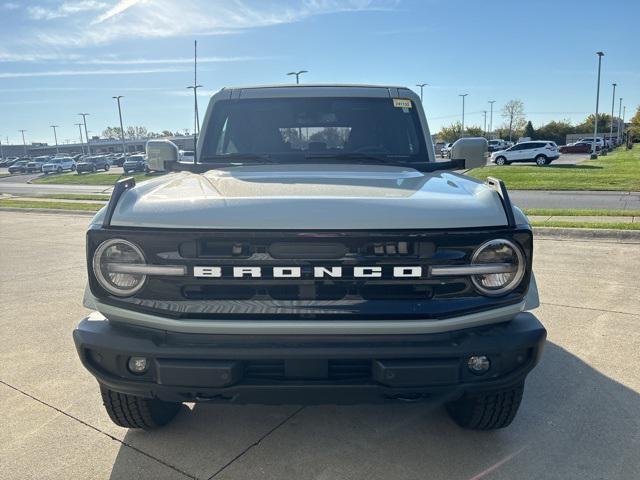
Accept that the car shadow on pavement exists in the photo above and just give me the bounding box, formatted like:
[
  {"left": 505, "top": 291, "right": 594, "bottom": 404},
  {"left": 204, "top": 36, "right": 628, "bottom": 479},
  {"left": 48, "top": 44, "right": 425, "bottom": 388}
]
[{"left": 107, "top": 342, "right": 640, "bottom": 480}]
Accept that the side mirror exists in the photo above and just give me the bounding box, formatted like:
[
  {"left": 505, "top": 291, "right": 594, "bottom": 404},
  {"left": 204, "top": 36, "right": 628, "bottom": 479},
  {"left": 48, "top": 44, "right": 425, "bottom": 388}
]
[
  {"left": 450, "top": 137, "right": 488, "bottom": 170},
  {"left": 146, "top": 139, "right": 179, "bottom": 172}
]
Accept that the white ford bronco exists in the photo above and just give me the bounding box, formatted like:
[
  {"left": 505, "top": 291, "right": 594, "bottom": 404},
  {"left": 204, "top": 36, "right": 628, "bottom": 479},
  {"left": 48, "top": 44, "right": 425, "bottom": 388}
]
[{"left": 74, "top": 84, "right": 545, "bottom": 430}]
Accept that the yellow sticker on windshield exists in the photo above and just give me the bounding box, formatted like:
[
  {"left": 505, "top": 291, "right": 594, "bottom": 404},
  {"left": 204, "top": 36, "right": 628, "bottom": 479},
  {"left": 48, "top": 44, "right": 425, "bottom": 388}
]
[{"left": 393, "top": 98, "right": 412, "bottom": 108}]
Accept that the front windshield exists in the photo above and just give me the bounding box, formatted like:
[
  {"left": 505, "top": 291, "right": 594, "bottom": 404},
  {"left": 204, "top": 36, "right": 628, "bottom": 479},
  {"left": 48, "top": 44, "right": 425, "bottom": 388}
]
[{"left": 200, "top": 97, "right": 427, "bottom": 163}]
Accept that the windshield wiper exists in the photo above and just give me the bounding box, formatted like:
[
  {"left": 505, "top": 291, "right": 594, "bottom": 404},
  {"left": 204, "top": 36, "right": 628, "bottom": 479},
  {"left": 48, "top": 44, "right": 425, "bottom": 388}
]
[
  {"left": 199, "top": 153, "right": 275, "bottom": 164},
  {"left": 304, "top": 152, "right": 411, "bottom": 166}
]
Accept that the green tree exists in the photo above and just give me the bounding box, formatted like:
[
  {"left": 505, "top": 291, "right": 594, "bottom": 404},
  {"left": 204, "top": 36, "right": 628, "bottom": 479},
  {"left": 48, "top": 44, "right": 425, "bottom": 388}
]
[
  {"left": 523, "top": 121, "right": 535, "bottom": 139},
  {"left": 535, "top": 120, "right": 576, "bottom": 145},
  {"left": 438, "top": 122, "right": 463, "bottom": 142},
  {"left": 627, "top": 106, "right": 640, "bottom": 140},
  {"left": 575, "top": 113, "right": 612, "bottom": 134},
  {"left": 465, "top": 125, "right": 484, "bottom": 137},
  {"left": 501, "top": 100, "right": 526, "bottom": 141}
]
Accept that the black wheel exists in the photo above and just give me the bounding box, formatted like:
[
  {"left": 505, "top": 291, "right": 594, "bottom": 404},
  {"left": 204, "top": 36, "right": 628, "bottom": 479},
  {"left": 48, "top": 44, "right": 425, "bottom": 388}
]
[
  {"left": 104, "top": 164, "right": 110, "bottom": 171},
  {"left": 535, "top": 155, "right": 548, "bottom": 166},
  {"left": 57, "top": 167, "right": 62, "bottom": 174},
  {"left": 494, "top": 156, "right": 507, "bottom": 166},
  {"left": 446, "top": 381, "right": 524, "bottom": 430},
  {"left": 100, "top": 385, "right": 181, "bottom": 430}
]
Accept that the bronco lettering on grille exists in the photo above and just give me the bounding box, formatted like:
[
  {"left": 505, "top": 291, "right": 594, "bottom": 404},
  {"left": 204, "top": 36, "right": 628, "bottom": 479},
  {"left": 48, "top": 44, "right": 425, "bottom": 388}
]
[{"left": 193, "top": 266, "right": 423, "bottom": 279}]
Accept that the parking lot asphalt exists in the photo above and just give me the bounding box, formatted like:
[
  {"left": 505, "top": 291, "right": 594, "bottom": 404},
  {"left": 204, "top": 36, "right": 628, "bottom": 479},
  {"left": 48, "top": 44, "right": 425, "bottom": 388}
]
[{"left": 1, "top": 211, "right": 639, "bottom": 479}]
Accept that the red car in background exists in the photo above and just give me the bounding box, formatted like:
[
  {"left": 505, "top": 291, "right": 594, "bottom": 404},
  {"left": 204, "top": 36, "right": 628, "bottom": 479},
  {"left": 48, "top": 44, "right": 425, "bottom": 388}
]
[{"left": 559, "top": 142, "right": 598, "bottom": 153}]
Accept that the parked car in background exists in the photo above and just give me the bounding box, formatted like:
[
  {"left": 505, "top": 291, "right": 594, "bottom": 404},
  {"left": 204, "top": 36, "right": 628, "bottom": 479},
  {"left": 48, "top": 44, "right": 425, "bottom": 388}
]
[
  {"left": 42, "top": 157, "right": 76, "bottom": 174},
  {"left": 490, "top": 140, "right": 560, "bottom": 166},
  {"left": 111, "top": 154, "right": 128, "bottom": 166},
  {"left": 559, "top": 142, "right": 594, "bottom": 153},
  {"left": 440, "top": 143, "right": 453, "bottom": 157},
  {"left": 577, "top": 137, "right": 604, "bottom": 150},
  {"left": 76, "top": 156, "right": 111, "bottom": 174},
  {"left": 8, "top": 159, "right": 30, "bottom": 173},
  {"left": 179, "top": 150, "right": 195, "bottom": 163},
  {"left": 488, "top": 139, "right": 508, "bottom": 152},
  {"left": 123, "top": 154, "right": 148, "bottom": 173},
  {"left": 26, "top": 156, "right": 50, "bottom": 173}
]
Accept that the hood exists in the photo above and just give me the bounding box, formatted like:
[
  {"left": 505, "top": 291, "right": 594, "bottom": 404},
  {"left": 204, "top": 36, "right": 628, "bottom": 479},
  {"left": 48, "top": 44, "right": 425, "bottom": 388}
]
[{"left": 100, "top": 164, "right": 510, "bottom": 230}]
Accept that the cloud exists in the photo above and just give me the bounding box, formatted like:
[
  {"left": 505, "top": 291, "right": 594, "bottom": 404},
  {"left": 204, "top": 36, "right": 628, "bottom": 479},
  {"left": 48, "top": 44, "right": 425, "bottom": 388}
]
[
  {"left": 0, "top": 66, "right": 189, "bottom": 79},
  {"left": 27, "top": 1, "right": 108, "bottom": 20},
  {"left": 28, "top": 0, "right": 396, "bottom": 46},
  {"left": 84, "top": 55, "right": 275, "bottom": 65},
  {"left": 2, "top": 2, "right": 20, "bottom": 9}
]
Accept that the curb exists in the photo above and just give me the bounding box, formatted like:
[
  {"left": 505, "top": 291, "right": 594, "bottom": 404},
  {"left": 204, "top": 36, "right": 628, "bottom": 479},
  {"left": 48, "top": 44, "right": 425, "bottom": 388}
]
[
  {"left": 0, "top": 207, "right": 96, "bottom": 216},
  {"left": 534, "top": 226, "right": 640, "bottom": 243}
]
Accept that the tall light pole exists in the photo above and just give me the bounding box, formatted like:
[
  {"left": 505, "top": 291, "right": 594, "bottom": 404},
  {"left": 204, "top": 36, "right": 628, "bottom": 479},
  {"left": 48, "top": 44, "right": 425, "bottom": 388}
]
[
  {"left": 287, "top": 70, "right": 308, "bottom": 84},
  {"left": 186, "top": 40, "right": 202, "bottom": 137},
  {"left": 591, "top": 51, "right": 604, "bottom": 159},
  {"left": 459, "top": 94, "right": 468, "bottom": 137},
  {"left": 622, "top": 105, "right": 626, "bottom": 146},
  {"left": 488, "top": 100, "right": 496, "bottom": 139},
  {"left": 617, "top": 97, "right": 623, "bottom": 145},
  {"left": 19, "top": 129, "right": 27, "bottom": 156},
  {"left": 75, "top": 123, "right": 85, "bottom": 155},
  {"left": 482, "top": 111, "right": 487, "bottom": 137},
  {"left": 112, "top": 96, "right": 127, "bottom": 154},
  {"left": 416, "top": 83, "right": 429, "bottom": 103},
  {"left": 50, "top": 125, "right": 60, "bottom": 154},
  {"left": 78, "top": 113, "right": 91, "bottom": 155},
  {"left": 608, "top": 83, "right": 616, "bottom": 151},
  {"left": 0, "top": 136, "right": 4, "bottom": 160}
]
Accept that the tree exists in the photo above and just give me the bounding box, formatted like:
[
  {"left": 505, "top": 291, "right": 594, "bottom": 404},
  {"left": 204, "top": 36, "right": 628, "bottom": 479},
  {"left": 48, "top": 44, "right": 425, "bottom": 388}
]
[
  {"left": 501, "top": 100, "right": 526, "bottom": 142},
  {"left": 575, "top": 113, "right": 612, "bottom": 134},
  {"left": 629, "top": 106, "right": 640, "bottom": 141},
  {"left": 102, "top": 126, "right": 123, "bottom": 139},
  {"left": 438, "top": 122, "right": 463, "bottom": 142},
  {"left": 465, "top": 126, "right": 484, "bottom": 137},
  {"left": 523, "top": 121, "right": 535, "bottom": 139},
  {"left": 535, "top": 120, "right": 576, "bottom": 145}
]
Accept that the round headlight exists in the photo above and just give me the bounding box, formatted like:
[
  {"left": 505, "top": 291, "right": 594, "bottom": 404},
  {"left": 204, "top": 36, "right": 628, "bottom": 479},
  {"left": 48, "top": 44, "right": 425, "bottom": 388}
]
[
  {"left": 471, "top": 239, "right": 525, "bottom": 296},
  {"left": 93, "top": 239, "right": 146, "bottom": 296}
]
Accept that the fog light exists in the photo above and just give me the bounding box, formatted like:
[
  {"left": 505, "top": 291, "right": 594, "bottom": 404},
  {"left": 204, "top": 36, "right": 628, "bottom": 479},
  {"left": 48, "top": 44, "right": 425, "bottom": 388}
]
[
  {"left": 467, "top": 355, "right": 491, "bottom": 374},
  {"left": 128, "top": 356, "right": 149, "bottom": 374}
]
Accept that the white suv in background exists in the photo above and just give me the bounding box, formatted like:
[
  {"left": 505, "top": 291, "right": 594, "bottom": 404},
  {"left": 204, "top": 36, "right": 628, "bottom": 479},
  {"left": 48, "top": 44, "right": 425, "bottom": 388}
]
[
  {"left": 42, "top": 157, "right": 76, "bottom": 174},
  {"left": 490, "top": 140, "right": 560, "bottom": 166}
]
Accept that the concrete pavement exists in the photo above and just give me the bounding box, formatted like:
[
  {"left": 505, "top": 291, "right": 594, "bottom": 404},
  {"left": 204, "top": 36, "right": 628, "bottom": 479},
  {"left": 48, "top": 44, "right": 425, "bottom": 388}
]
[
  {"left": 1, "top": 211, "right": 639, "bottom": 479},
  {"left": 510, "top": 190, "right": 640, "bottom": 210}
]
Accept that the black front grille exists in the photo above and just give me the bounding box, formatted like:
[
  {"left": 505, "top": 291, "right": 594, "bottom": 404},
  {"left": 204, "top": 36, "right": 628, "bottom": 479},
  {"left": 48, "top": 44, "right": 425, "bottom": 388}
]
[
  {"left": 244, "top": 360, "right": 372, "bottom": 381},
  {"left": 87, "top": 226, "right": 533, "bottom": 319}
]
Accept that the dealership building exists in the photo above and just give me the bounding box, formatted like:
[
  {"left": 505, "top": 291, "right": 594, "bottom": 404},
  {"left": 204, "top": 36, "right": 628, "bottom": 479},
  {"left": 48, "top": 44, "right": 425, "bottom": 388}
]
[{"left": 1, "top": 135, "right": 196, "bottom": 158}]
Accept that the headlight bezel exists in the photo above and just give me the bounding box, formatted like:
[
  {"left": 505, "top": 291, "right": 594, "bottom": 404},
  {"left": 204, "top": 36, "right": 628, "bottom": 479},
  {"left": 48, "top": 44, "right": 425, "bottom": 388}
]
[
  {"left": 470, "top": 238, "right": 526, "bottom": 296},
  {"left": 92, "top": 238, "right": 147, "bottom": 297}
]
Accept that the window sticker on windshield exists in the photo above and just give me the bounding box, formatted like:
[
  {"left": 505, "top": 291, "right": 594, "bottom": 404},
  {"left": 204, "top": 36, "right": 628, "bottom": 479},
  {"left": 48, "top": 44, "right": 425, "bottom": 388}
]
[{"left": 393, "top": 98, "right": 412, "bottom": 109}]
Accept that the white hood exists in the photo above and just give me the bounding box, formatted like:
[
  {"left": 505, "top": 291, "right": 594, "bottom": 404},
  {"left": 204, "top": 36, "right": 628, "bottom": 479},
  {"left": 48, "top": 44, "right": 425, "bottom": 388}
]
[{"left": 96, "top": 164, "right": 510, "bottom": 230}]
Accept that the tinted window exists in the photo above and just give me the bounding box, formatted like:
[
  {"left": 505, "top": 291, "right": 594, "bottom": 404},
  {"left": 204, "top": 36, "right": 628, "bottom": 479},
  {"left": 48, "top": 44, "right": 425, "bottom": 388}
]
[{"left": 201, "top": 97, "right": 427, "bottom": 163}]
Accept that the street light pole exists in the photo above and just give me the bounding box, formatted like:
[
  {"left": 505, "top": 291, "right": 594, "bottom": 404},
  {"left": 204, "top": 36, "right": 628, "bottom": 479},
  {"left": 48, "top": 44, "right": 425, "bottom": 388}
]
[
  {"left": 75, "top": 123, "right": 85, "bottom": 155},
  {"left": 287, "top": 70, "right": 308, "bottom": 84},
  {"left": 19, "top": 129, "right": 27, "bottom": 156},
  {"left": 591, "top": 51, "right": 604, "bottom": 159},
  {"left": 416, "top": 83, "right": 429, "bottom": 103},
  {"left": 459, "top": 94, "right": 468, "bottom": 137},
  {"left": 488, "top": 100, "right": 496, "bottom": 139},
  {"left": 617, "top": 97, "right": 623, "bottom": 145},
  {"left": 50, "top": 125, "right": 60, "bottom": 154},
  {"left": 186, "top": 85, "right": 203, "bottom": 135},
  {"left": 0, "top": 136, "right": 4, "bottom": 160},
  {"left": 78, "top": 113, "right": 91, "bottom": 155},
  {"left": 482, "top": 110, "right": 487, "bottom": 137},
  {"left": 608, "top": 83, "right": 616, "bottom": 151},
  {"left": 112, "top": 96, "right": 127, "bottom": 154}
]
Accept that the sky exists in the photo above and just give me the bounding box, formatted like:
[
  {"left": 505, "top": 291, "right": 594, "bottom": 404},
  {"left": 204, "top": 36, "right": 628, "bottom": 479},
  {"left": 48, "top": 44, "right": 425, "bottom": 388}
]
[{"left": 0, "top": 0, "right": 638, "bottom": 145}]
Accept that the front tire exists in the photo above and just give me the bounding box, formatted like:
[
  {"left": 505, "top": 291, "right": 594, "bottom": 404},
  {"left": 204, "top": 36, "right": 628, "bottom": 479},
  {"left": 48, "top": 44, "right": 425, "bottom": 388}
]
[
  {"left": 446, "top": 381, "right": 524, "bottom": 430},
  {"left": 494, "top": 156, "right": 507, "bottom": 166},
  {"left": 100, "top": 385, "right": 181, "bottom": 430},
  {"left": 535, "top": 155, "right": 548, "bottom": 166},
  {"left": 104, "top": 164, "right": 110, "bottom": 171}
]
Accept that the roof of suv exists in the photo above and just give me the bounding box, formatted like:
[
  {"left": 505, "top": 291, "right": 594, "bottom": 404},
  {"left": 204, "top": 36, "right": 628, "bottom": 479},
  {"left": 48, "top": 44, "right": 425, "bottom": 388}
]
[{"left": 219, "top": 84, "right": 418, "bottom": 99}]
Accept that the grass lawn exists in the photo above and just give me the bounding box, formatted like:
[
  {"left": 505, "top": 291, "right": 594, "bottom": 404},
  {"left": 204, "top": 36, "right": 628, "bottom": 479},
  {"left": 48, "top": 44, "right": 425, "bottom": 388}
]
[
  {"left": 467, "top": 144, "right": 640, "bottom": 191},
  {"left": 32, "top": 172, "right": 151, "bottom": 185},
  {"left": 0, "top": 199, "right": 102, "bottom": 211},
  {"left": 531, "top": 220, "right": 640, "bottom": 230},
  {"left": 38, "top": 193, "right": 110, "bottom": 201},
  {"left": 523, "top": 208, "right": 640, "bottom": 217}
]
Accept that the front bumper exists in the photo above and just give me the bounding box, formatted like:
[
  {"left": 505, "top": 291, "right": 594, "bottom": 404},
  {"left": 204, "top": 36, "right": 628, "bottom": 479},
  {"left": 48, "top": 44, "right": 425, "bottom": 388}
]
[{"left": 73, "top": 312, "right": 546, "bottom": 404}]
